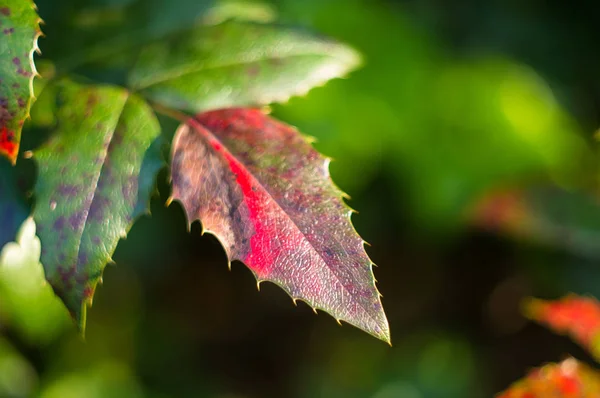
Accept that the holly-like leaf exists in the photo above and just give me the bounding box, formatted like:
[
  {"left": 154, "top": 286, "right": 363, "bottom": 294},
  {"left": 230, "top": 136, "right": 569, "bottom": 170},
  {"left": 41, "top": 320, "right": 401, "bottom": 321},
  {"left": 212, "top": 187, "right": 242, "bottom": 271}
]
[
  {"left": 170, "top": 108, "right": 389, "bottom": 342},
  {"left": 524, "top": 295, "right": 600, "bottom": 362},
  {"left": 129, "top": 21, "right": 360, "bottom": 113},
  {"left": 0, "top": 0, "right": 41, "bottom": 164},
  {"left": 33, "top": 80, "right": 161, "bottom": 329},
  {"left": 497, "top": 358, "right": 600, "bottom": 397}
]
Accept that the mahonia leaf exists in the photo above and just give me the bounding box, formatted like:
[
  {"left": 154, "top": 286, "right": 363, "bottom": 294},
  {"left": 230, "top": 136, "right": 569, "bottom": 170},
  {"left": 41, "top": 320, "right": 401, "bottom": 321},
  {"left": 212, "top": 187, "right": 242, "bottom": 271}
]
[
  {"left": 497, "top": 358, "right": 600, "bottom": 397},
  {"left": 129, "top": 21, "right": 360, "bottom": 113},
  {"left": 0, "top": 0, "right": 41, "bottom": 164},
  {"left": 524, "top": 295, "right": 600, "bottom": 362},
  {"left": 170, "top": 108, "right": 390, "bottom": 342},
  {"left": 33, "top": 80, "right": 161, "bottom": 330}
]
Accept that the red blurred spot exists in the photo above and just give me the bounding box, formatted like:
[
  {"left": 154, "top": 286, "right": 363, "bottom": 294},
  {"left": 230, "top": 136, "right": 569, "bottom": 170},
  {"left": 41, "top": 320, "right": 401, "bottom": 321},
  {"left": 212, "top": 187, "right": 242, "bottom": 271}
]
[
  {"left": 528, "top": 296, "right": 600, "bottom": 351},
  {"left": 0, "top": 126, "right": 17, "bottom": 161},
  {"left": 558, "top": 373, "right": 579, "bottom": 395}
]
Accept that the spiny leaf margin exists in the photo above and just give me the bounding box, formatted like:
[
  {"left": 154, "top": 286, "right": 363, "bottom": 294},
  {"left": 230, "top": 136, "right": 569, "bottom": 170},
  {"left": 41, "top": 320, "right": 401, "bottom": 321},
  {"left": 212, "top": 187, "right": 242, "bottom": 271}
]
[
  {"left": 0, "top": 0, "right": 42, "bottom": 164},
  {"left": 33, "top": 80, "right": 162, "bottom": 331},
  {"left": 170, "top": 108, "right": 390, "bottom": 343}
]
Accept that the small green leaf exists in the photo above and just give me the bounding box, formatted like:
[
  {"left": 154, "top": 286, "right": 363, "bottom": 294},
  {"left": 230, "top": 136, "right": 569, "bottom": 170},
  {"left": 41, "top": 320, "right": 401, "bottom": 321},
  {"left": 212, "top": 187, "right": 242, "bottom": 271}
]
[
  {"left": 129, "top": 21, "right": 361, "bottom": 112},
  {"left": 33, "top": 80, "right": 162, "bottom": 330},
  {"left": 0, "top": 0, "right": 41, "bottom": 163}
]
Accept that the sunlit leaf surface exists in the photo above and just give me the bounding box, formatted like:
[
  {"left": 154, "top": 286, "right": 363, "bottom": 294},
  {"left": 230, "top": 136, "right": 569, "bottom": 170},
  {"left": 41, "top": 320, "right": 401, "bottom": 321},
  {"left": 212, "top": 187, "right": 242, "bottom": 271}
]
[
  {"left": 171, "top": 108, "right": 389, "bottom": 342},
  {"left": 129, "top": 21, "right": 360, "bottom": 112},
  {"left": 33, "top": 80, "right": 161, "bottom": 329}
]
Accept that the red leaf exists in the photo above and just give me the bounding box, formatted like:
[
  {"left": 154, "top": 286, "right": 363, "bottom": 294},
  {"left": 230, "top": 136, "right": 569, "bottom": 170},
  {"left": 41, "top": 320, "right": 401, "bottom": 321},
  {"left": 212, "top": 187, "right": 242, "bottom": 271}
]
[
  {"left": 170, "top": 108, "right": 390, "bottom": 342},
  {"left": 497, "top": 358, "right": 600, "bottom": 397},
  {"left": 524, "top": 295, "right": 600, "bottom": 362}
]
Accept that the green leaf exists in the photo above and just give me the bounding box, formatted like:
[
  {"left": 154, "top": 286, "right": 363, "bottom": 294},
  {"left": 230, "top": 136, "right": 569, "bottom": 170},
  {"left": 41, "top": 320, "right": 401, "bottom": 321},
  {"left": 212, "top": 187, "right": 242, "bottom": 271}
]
[
  {"left": 0, "top": 0, "right": 41, "bottom": 164},
  {"left": 0, "top": 335, "right": 38, "bottom": 397},
  {"left": 33, "top": 80, "right": 162, "bottom": 330},
  {"left": 0, "top": 218, "right": 70, "bottom": 344},
  {"left": 35, "top": 0, "right": 214, "bottom": 71},
  {"left": 129, "top": 21, "right": 361, "bottom": 113}
]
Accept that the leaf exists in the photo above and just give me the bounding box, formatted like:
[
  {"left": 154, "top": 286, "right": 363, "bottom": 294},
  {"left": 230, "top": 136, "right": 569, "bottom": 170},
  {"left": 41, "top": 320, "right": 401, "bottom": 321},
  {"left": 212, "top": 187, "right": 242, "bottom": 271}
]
[
  {"left": 496, "top": 358, "right": 600, "bottom": 397},
  {"left": 33, "top": 80, "right": 162, "bottom": 329},
  {"left": 0, "top": 157, "right": 27, "bottom": 249},
  {"left": 0, "top": 218, "right": 70, "bottom": 343},
  {"left": 170, "top": 108, "right": 390, "bottom": 342},
  {"left": 523, "top": 295, "right": 600, "bottom": 362},
  {"left": 0, "top": 336, "right": 37, "bottom": 396},
  {"left": 129, "top": 21, "right": 361, "bottom": 113},
  {"left": 471, "top": 186, "right": 600, "bottom": 260},
  {"left": 0, "top": 0, "right": 41, "bottom": 164},
  {"left": 35, "top": 0, "right": 214, "bottom": 70}
]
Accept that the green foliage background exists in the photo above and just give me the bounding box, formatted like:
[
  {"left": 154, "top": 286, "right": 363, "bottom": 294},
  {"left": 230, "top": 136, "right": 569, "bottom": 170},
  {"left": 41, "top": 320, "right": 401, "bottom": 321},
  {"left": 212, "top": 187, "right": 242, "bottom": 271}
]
[{"left": 2, "top": 0, "right": 600, "bottom": 396}]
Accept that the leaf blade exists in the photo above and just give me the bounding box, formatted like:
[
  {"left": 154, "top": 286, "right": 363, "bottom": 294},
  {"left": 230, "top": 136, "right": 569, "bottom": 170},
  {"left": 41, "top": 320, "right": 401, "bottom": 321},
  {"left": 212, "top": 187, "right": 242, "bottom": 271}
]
[
  {"left": 171, "top": 108, "right": 389, "bottom": 342},
  {"left": 33, "top": 80, "right": 162, "bottom": 328},
  {"left": 129, "top": 21, "right": 361, "bottom": 112},
  {"left": 496, "top": 358, "right": 600, "bottom": 398},
  {"left": 524, "top": 295, "right": 600, "bottom": 362},
  {"left": 0, "top": 0, "right": 41, "bottom": 164}
]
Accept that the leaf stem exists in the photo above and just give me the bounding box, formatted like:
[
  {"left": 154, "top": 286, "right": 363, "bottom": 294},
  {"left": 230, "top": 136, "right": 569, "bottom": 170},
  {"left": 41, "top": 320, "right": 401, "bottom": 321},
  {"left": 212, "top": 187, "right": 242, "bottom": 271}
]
[{"left": 151, "top": 102, "right": 191, "bottom": 123}]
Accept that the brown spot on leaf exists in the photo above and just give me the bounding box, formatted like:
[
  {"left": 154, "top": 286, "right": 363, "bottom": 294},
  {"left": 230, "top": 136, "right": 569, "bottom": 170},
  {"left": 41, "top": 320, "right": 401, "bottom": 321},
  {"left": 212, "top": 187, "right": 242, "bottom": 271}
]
[
  {"left": 0, "top": 7, "right": 10, "bottom": 16},
  {"left": 17, "top": 68, "right": 32, "bottom": 78},
  {"left": 69, "top": 213, "right": 84, "bottom": 230},
  {"left": 89, "top": 196, "right": 111, "bottom": 221},
  {"left": 248, "top": 65, "right": 260, "bottom": 77},
  {"left": 269, "top": 58, "right": 285, "bottom": 66},
  {"left": 53, "top": 216, "right": 66, "bottom": 231},
  {"left": 57, "top": 184, "right": 78, "bottom": 196}
]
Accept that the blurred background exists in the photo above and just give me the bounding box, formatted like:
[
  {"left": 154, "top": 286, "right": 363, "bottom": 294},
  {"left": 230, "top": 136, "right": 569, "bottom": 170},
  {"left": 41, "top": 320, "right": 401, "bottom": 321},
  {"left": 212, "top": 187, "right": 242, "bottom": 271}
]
[{"left": 2, "top": 0, "right": 600, "bottom": 396}]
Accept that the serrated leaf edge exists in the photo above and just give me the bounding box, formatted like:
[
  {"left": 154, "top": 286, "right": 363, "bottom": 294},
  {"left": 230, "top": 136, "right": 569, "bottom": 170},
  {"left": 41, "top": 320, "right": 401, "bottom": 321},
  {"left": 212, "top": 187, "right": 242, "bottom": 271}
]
[
  {"left": 167, "top": 111, "right": 390, "bottom": 344},
  {"left": 3, "top": 1, "right": 43, "bottom": 164},
  {"left": 33, "top": 88, "right": 165, "bottom": 334}
]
